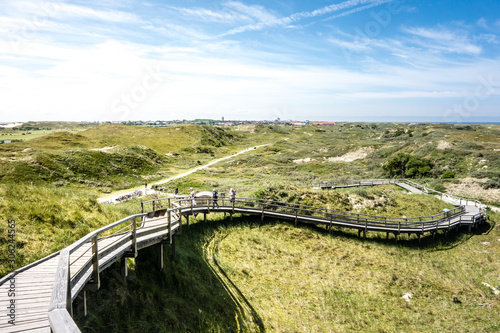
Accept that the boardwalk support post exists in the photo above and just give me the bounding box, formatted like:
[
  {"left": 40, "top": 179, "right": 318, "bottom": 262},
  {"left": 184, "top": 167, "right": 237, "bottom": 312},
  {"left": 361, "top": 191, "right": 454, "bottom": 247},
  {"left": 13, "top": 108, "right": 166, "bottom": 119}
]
[
  {"left": 157, "top": 243, "right": 164, "bottom": 270},
  {"left": 171, "top": 233, "right": 176, "bottom": 258},
  {"left": 186, "top": 214, "right": 190, "bottom": 227},
  {"left": 77, "top": 290, "right": 87, "bottom": 317},
  {"left": 121, "top": 257, "right": 128, "bottom": 280}
]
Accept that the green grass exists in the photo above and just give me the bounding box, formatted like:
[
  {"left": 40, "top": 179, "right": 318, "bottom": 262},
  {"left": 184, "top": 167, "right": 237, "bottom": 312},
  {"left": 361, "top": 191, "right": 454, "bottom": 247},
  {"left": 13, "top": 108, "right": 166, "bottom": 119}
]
[
  {"left": 0, "top": 184, "right": 139, "bottom": 277},
  {"left": 75, "top": 211, "right": 500, "bottom": 332},
  {"left": 2, "top": 122, "right": 500, "bottom": 332}
]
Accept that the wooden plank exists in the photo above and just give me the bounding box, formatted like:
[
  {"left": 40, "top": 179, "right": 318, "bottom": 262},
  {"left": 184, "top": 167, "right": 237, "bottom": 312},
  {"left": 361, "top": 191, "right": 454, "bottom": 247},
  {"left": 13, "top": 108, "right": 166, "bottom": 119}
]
[{"left": 1, "top": 319, "right": 50, "bottom": 333}]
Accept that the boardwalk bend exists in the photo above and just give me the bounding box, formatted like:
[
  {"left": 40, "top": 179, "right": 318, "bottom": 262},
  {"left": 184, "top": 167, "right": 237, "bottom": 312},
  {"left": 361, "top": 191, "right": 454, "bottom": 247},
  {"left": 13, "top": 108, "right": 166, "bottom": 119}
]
[{"left": 0, "top": 179, "right": 487, "bottom": 332}]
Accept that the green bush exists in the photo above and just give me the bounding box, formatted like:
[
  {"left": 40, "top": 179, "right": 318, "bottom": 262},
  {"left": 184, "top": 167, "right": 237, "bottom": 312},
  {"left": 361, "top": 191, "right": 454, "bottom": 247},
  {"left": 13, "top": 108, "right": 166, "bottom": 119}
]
[
  {"left": 482, "top": 177, "right": 500, "bottom": 189},
  {"left": 382, "top": 153, "right": 433, "bottom": 178},
  {"left": 442, "top": 170, "right": 456, "bottom": 179}
]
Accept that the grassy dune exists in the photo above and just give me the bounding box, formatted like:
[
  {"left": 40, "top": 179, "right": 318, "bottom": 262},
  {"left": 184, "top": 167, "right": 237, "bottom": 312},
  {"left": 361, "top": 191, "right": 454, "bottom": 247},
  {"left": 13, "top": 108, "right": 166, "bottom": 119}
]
[
  {"left": 75, "top": 211, "right": 499, "bottom": 332},
  {"left": 1, "top": 122, "right": 499, "bottom": 332}
]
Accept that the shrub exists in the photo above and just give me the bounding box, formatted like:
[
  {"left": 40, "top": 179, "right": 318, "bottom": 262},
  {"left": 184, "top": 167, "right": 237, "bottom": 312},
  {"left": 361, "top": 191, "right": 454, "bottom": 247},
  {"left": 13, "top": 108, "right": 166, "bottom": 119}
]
[
  {"left": 482, "top": 177, "right": 500, "bottom": 189},
  {"left": 442, "top": 170, "right": 456, "bottom": 179},
  {"left": 434, "top": 184, "right": 446, "bottom": 192},
  {"left": 383, "top": 153, "right": 433, "bottom": 178}
]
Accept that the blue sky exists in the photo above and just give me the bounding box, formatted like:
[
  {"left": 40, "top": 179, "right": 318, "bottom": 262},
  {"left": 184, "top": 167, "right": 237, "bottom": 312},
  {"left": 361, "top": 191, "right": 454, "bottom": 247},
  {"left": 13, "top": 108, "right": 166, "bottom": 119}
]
[{"left": 0, "top": 0, "right": 499, "bottom": 122}]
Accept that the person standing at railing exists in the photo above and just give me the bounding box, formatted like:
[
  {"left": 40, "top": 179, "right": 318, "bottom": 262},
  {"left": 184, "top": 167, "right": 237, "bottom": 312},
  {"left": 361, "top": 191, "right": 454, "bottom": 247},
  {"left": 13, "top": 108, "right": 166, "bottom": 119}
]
[
  {"left": 229, "top": 188, "right": 236, "bottom": 203},
  {"left": 212, "top": 189, "right": 219, "bottom": 208}
]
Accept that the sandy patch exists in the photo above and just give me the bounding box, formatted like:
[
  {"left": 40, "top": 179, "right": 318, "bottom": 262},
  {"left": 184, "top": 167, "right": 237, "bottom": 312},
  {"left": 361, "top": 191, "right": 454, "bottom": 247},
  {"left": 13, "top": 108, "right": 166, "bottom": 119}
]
[
  {"left": 437, "top": 141, "right": 452, "bottom": 149},
  {"left": 293, "top": 157, "right": 318, "bottom": 164},
  {"left": 236, "top": 124, "right": 256, "bottom": 133},
  {"left": 293, "top": 147, "right": 374, "bottom": 164},
  {"left": 0, "top": 122, "right": 23, "bottom": 128},
  {"left": 91, "top": 145, "right": 117, "bottom": 152},
  {"left": 445, "top": 177, "right": 500, "bottom": 205},
  {"left": 326, "top": 147, "right": 374, "bottom": 162}
]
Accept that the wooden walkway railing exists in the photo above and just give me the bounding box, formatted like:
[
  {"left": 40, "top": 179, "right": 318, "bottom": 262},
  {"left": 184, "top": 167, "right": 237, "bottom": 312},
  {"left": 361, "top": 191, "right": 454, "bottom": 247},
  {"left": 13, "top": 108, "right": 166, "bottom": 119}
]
[
  {"left": 311, "top": 178, "right": 483, "bottom": 209},
  {"left": 0, "top": 179, "right": 488, "bottom": 332}
]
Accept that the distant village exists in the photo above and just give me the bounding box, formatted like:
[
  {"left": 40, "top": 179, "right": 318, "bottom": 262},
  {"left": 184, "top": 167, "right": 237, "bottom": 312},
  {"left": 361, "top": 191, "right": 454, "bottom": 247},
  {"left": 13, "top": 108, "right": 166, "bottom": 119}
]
[
  {"left": 101, "top": 119, "right": 336, "bottom": 127},
  {"left": 0, "top": 119, "right": 336, "bottom": 144}
]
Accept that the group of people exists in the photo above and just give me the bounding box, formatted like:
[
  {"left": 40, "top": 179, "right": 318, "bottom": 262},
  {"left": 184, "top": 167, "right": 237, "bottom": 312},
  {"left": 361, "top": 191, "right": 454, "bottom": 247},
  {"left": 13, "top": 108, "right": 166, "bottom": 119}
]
[{"left": 188, "top": 187, "right": 236, "bottom": 208}]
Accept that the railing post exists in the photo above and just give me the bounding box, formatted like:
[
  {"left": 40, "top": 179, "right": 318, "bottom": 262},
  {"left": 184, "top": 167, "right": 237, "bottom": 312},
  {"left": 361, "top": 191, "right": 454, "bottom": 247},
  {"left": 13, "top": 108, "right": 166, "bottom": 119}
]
[
  {"left": 168, "top": 198, "right": 171, "bottom": 208},
  {"left": 295, "top": 208, "right": 298, "bottom": 226},
  {"left": 178, "top": 207, "right": 182, "bottom": 234},
  {"left": 364, "top": 219, "right": 367, "bottom": 239},
  {"left": 90, "top": 235, "right": 100, "bottom": 290},
  {"left": 153, "top": 200, "right": 155, "bottom": 212},
  {"left": 191, "top": 198, "right": 194, "bottom": 217},
  {"left": 126, "top": 217, "right": 138, "bottom": 258},
  {"left": 141, "top": 202, "right": 144, "bottom": 214},
  {"left": 66, "top": 252, "right": 72, "bottom": 315},
  {"left": 168, "top": 210, "right": 172, "bottom": 244}
]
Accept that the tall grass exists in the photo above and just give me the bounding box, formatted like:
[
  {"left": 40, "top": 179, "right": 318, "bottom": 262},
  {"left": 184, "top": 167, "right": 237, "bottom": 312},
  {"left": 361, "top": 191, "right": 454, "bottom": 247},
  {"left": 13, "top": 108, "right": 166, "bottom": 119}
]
[
  {"left": 77, "top": 212, "right": 499, "bottom": 332},
  {"left": 0, "top": 184, "right": 139, "bottom": 278}
]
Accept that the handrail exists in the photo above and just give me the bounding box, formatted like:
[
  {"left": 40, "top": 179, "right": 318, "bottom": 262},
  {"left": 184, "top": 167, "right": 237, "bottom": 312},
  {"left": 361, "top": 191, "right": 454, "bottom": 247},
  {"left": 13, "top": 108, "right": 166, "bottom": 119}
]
[
  {"left": 48, "top": 179, "right": 487, "bottom": 332},
  {"left": 311, "top": 178, "right": 484, "bottom": 210}
]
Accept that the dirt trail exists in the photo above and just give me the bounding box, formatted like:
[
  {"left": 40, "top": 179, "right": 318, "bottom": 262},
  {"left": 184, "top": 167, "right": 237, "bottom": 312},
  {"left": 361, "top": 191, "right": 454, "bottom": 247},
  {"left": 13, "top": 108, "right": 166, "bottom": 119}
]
[{"left": 98, "top": 143, "right": 270, "bottom": 203}]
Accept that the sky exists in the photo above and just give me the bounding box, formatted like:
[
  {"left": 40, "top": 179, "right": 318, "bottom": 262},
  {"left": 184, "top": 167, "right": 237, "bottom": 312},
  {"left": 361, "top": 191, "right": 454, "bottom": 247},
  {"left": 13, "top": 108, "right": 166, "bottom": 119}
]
[{"left": 0, "top": 0, "right": 499, "bottom": 123}]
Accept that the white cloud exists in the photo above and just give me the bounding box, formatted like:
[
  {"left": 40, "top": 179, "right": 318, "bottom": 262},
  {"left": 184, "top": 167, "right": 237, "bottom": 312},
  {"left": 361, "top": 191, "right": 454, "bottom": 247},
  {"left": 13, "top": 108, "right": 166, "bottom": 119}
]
[
  {"left": 403, "top": 26, "right": 482, "bottom": 55},
  {"left": 170, "top": 6, "right": 248, "bottom": 24},
  {"left": 52, "top": 3, "right": 140, "bottom": 23},
  {"left": 477, "top": 18, "right": 488, "bottom": 29},
  {"left": 223, "top": 1, "right": 281, "bottom": 24},
  {"left": 220, "top": 0, "right": 393, "bottom": 37},
  {"left": 328, "top": 37, "right": 371, "bottom": 51}
]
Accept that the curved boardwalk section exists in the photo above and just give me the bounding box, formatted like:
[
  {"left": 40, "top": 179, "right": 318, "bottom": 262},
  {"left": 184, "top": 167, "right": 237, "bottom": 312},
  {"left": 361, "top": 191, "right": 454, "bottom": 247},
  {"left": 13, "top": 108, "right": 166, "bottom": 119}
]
[{"left": 0, "top": 179, "right": 487, "bottom": 332}]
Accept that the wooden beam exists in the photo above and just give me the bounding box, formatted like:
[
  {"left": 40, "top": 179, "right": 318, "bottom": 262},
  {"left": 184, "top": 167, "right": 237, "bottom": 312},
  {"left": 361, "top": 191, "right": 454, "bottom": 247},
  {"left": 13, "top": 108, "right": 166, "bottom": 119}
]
[
  {"left": 157, "top": 244, "right": 164, "bottom": 270},
  {"left": 121, "top": 257, "right": 128, "bottom": 280},
  {"left": 171, "top": 233, "right": 176, "bottom": 258}
]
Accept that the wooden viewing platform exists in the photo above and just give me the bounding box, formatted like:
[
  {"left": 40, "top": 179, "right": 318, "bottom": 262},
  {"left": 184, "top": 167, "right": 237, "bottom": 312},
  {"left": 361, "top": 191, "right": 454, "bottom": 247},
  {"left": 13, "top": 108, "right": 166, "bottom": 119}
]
[{"left": 0, "top": 179, "right": 487, "bottom": 332}]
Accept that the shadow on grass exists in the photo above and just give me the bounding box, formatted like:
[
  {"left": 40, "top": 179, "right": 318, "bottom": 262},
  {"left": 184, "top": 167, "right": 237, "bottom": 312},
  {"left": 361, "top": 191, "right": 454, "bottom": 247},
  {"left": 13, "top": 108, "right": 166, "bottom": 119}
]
[{"left": 75, "top": 220, "right": 260, "bottom": 332}]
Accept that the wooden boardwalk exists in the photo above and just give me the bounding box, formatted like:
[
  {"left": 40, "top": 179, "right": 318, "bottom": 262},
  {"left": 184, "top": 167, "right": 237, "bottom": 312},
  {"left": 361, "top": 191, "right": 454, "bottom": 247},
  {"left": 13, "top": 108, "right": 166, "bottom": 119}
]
[{"left": 0, "top": 179, "right": 487, "bottom": 332}]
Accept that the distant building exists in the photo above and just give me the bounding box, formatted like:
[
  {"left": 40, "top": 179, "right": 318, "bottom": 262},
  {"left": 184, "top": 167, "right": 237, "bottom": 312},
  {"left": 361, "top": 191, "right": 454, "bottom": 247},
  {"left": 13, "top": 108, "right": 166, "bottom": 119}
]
[
  {"left": 312, "top": 122, "right": 336, "bottom": 126},
  {"left": 290, "top": 122, "right": 306, "bottom": 126},
  {"left": 222, "top": 117, "right": 224, "bottom": 121}
]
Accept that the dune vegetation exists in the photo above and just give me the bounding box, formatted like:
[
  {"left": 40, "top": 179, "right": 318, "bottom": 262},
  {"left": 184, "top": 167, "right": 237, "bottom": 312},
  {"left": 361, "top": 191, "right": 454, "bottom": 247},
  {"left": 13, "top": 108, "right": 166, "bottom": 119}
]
[{"left": 1, "top": 122, "right": 499, "bottom": 332}]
